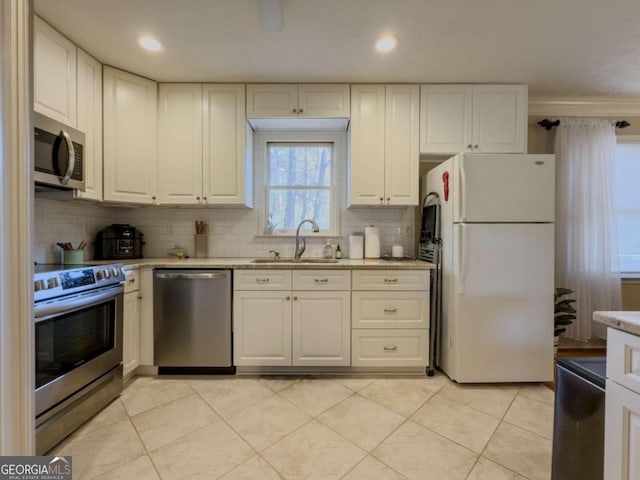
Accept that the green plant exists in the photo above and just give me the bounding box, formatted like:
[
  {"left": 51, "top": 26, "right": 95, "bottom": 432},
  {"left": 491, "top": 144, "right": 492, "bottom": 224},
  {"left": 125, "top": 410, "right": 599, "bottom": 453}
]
[{"left": 555, "top": 287, "right": 577, "bottom": 336}]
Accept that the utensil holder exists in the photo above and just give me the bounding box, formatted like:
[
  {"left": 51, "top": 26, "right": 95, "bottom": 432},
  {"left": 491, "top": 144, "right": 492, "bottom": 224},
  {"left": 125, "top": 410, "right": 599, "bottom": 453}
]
[
  {"left": 62, "top": 249, "right": 84, "bottom": 264},
  {"left": 194, "top": 234, "right": 208, "bottom": 258}
]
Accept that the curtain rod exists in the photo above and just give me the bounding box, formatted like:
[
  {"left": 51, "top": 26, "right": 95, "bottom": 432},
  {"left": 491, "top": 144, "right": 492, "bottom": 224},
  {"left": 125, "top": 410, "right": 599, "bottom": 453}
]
[{"left": 537, "top": 118, "right": 631, "bottom": 130}]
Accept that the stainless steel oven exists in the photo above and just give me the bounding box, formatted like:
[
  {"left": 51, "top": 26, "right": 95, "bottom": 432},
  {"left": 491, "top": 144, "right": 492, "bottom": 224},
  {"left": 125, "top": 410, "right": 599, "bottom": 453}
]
[{"left": 34, "top": 264, "right": 125, "bottom": 454}]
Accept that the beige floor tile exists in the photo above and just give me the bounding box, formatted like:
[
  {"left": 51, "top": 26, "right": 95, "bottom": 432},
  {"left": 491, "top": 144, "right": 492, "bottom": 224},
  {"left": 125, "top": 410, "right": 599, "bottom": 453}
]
[
  {"left": 483, "top": 422, "right": 552, "bottom": 480},
  {"left": 188, "top": 377, "right": 273, "bottom": 416},
  {"left": 262, "top": 420, "right": 366, "bottom": 480},
  {"left": 504, "top": 394, "right": 554, "bottom": 439},
  {"left": 318, "top": 394, "right": 405, "bottom": 451},
  {"left": 411, "top": 394, "right": 500, "bottom": 453},
  {"left": 518, "top": 384, "right": 555, "bottom": 406},
  {"left": 358, "top": 378, "right": 441, "bottom": 417},
  {"left": 218, "top": 456, "right": 281, "bottom": 480},
  {"left": 466, "top": 457, "right": 527, "bottom": 480},
  {"left": 342, "top": 455, "right": 405, "bottom": 480},
  {"left": 93, "top": 455, "right": 161, "bottom": 480},
  {"left": 332, "top": 377, "right": 377, "bottom": 391},
  {"left": 74, "top": 398, "right": 129, "bottom": 437},
  {"left": 437, "top": 383, "right": 519, "bottom": 418},
  {"left": 131, "top": 393, "right": 219, "bottom": 451},
  {"left": 278, "top": 378, "right": 353, "bottom": 416},
  {"left": 225, "top": 394, "right": 311, "bottom": 451},
  {"left": 372, "top": 421, "right": 477, "bottom": 480},
  {"left": 52, "top": 419, "right": 146, "bottom": 479},
  {"left": 120, "top": 377, "right": 193, "bottom": 416},
  {"left": 257, "top": 376, "right": 301, "bottom": 392},
  {"left": 150, "top": 420, "right": 255, "bottom": 480}
]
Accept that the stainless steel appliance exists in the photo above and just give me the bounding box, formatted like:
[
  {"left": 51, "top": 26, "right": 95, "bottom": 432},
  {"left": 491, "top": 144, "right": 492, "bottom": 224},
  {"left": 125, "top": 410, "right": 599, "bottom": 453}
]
[
  {"left": 34, "top": 263, "right": 125, "bottom": 454},
  {"left": 154, "top": 269, "right": 234, "bottom": 374},
  {"left": 552, "top": 356, "right": 606, "bottom": 480},
  {"left": 94, "top": 224, "right": 145, "bottom": 260},
  {"left": 34, "top": 112, "right": 85, "bottom": 191}
]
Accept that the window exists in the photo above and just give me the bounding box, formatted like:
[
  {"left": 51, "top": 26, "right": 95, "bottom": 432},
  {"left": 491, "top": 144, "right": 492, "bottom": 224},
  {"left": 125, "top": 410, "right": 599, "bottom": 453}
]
[
  {"left": 255, "top": 132, "right": 344, "bottom": 235},
  {"left": 615, "top": 141, "right": 640, "bottom": 274}
]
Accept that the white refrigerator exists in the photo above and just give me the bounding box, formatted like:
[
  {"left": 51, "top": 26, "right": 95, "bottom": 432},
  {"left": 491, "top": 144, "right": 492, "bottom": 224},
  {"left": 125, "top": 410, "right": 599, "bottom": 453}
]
[{"left": 426, "top": 153, "right": 555, "bottom": 383}]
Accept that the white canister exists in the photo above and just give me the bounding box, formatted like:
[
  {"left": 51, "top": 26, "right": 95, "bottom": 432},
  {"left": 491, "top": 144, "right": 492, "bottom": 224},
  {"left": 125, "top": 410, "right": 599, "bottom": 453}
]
[
  {"left": 392, "top": 245, "right": 404, "bottom": 258},
  {"left": 364, "top": 225, "right": 381, "bottom": 259},
  {"left": 349, "top": 233, "right": 364, "bottom": 259}
]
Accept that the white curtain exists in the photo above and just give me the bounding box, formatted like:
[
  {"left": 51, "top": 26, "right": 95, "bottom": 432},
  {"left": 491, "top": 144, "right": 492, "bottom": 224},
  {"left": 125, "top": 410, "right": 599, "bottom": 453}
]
[{"left": 554, "top": 118, "right": 622, "bottom": 340}]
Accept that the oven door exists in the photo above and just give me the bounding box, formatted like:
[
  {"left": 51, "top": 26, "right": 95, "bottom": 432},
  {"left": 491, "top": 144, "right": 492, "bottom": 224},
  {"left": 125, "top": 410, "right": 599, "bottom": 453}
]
[{"left": 34, "top": 285, "right": 123, "bottom": 417}]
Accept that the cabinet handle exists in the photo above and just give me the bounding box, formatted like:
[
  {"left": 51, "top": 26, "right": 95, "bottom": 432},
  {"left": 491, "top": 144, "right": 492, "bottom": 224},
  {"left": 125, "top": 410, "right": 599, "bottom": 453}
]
[
  {"left": 137, "top": 295, "right": 142, "bottom": 300},
  {"left": 293, "top": 296, "right": 298, "bottom": 301},
  {"left": 379, "top": 197, "right": 384, "bottom": 203},
  {"left": 285, "top": 296, "right": 290, "bottom": 301},
  {"left": 474, "top": 144, "right": 479, "bottom": 149},
  {"left": 384, "top": 308, "right": 398, "bottom": 314},
  {"left": 383, "top": 346, "right": 398, "bottom": 351},
  {"left": 256, "top": 278, "right": 271, "bottom": 283},
  {"left": 292, "top": 108, "right": 297, "bottom": 113},
  {"left": 467, "top": 144, "right": 472, "bottom": 149},
  {"left": 384, "top": 278, "right": 398, "bottom": 283},
  {"left": 314, "top": 278, "right": 329, "bottom": 283},
  {"left": 203, "top": 197, "right": 207, "bottom": 203},
  {"left": 299, "top": 108, "right": 303, "bottom": 113},
  {"left": 196, "top": 196, "right": 200, "bottom": 201}
]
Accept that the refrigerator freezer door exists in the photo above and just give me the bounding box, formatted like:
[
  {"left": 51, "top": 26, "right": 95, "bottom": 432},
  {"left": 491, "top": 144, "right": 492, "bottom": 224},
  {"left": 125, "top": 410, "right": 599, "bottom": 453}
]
[
  {"left": 452, "top": 223, "right": 554, "bottom": 382},
  {"left": 454, "top": 154, "right": 555, "bottom": 223}
]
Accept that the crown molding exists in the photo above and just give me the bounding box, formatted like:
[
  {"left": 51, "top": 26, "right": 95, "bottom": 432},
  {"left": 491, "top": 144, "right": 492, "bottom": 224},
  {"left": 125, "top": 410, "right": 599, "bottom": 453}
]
[{"left": 528, "top": 97, "right": 640, "bottom": 117}]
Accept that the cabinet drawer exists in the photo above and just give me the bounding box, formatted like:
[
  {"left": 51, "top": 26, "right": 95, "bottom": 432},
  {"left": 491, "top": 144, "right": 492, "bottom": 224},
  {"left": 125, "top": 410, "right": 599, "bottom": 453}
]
[
  {"left": 607, "top": 327, "right": 640, "bottom": 395},
  {"left": 352, "top": 270, "right": 429, "bottom": 291},
  {"left": 124, "top": 268, "right": 140, "bottom": 293},
  {"left": 352, "top": 329, "right": 428, "bottom": 367},
  {"left": 352, "top": 292, "right": 429, "bottom": 329},
  {"left": 234, "top": 269, "right": 292, "bottom": 290},
  {"left": 293, "top": 270, "right": 351, "bottom": 290}
]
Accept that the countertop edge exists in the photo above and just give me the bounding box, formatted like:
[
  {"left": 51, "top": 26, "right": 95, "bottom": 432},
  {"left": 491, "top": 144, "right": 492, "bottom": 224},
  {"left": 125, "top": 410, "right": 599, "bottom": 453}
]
[{"left": 593, "top": 311, "right": 640, "bottom": 336}]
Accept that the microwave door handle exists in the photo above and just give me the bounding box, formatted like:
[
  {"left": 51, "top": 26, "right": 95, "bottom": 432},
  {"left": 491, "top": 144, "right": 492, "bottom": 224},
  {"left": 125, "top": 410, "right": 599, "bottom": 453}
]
[{"left": 59, "top": 129, "right": 75, "bottom": 185}]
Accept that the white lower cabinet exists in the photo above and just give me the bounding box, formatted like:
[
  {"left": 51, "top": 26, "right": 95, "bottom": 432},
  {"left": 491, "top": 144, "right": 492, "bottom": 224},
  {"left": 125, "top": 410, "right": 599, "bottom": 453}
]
[
  {"left": 233, "top": 269, "right": 351, "bottom": 367},
  {"left": 352, "top": 329, "right": 428, "bottom": 367},
  {"left": 122, "top": 269, "right": 141, "bottom": 377}
]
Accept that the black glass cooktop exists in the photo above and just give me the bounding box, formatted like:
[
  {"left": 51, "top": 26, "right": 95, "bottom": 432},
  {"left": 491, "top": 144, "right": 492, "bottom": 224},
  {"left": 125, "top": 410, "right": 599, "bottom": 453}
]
[{"left": 34, "top": 263, "right": 97, "bottom": 274}]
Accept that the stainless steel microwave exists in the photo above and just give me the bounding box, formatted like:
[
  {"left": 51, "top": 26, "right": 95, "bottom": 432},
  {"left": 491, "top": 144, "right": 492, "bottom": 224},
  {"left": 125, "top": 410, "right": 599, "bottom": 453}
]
[{"left": 34, "top": 112, "right": 85, "bottom": 191}]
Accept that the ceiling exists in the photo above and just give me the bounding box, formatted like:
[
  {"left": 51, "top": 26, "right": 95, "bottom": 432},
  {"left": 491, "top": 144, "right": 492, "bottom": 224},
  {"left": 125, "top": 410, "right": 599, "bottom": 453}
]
[{"left": 34, "top": 0, "right": 640, "bottom": 97}]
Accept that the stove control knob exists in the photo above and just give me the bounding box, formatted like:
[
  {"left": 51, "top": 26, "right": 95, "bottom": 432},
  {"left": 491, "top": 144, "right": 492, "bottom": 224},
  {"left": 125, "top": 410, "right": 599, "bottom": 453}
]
[
  {"left": 96, "top": 270, "right": 105, "bottom": 280},
  {"left": 47, "top": 278, "right": 59, "bottom": 289},
  {"left": 110, "top": 268, "right": 119, "bottom": 278},
  {"left": 104, "top": 270, "right": 112, "bottom": 279},
  {"left": 34, "top": 280, "right": 45, "bottom": 291}
]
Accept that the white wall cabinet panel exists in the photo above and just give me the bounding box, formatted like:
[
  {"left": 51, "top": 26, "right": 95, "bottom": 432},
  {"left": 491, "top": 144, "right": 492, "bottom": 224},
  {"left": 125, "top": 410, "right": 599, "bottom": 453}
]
[
  {"left": 247, "top": 84, "right": 349, "bottom": 118},
  {"left": 350, "top": 85, "right": 419, "bottom": 206},
  {"left": 420, "top": 85, "right": 472, "bottom": 154},
  {"left": 246, "top": 84, "right": 298, "bottom": 117},
  {"left": 203, "top": 84, "right": 251, "bottom": 205},
  {"left": 34, "top": 16, "right": 77, "bottom": 127},
  {"left": 103, "top": 67, "right": 158, "bottom": 204},
  {"left": 292, "top": 291, "right": 350, "bottom": 366},
  {"left": 157, "top": 84, "right": 203, "bottom": 204},
  {"left": 74, "top": 49, "right": 102, "bottom": 201},
  {"left": 297, "top": 84, "right": 350, "bottom": 118}
]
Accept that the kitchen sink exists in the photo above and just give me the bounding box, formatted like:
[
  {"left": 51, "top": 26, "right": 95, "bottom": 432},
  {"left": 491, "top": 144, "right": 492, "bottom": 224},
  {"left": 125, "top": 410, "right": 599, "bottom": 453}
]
[{"left": 251, "top": 258, "right": 339, "bottom": 264}]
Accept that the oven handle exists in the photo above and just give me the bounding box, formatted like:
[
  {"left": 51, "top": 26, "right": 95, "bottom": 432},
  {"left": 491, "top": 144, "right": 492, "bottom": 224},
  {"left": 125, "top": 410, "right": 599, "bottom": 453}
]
[
  {"left": 155, "top": 272, "right": 228, "bottom": 280},
  {"left": 59, "top": 129, "right": 75, "bottom": 185},
  {"left": 34, "top": 286, "right": 123, "bottom": 321}
]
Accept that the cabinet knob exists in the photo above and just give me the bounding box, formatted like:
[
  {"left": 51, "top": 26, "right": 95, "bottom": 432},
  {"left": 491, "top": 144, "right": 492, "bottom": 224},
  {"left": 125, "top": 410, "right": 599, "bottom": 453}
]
[
  {"left": 293, "top": 296, "right": 298, "bottom": 301},
  {"left": 292, "top": 108, "right": 297, "bottom": 113},
  {"left": 196, "top": 196, "right": 200, "bottom": 201},
  {"left": 137, "top": 295, "right": 142, "bottom": 300},
  {"left": 379, "top": 197, "right": 384, "bottom": 202},
  {"left": 298, "top": 108, "right": 303, "bottom": 113},
  {"left": 387, "top": 197, "right": 391, "bottom": 203},
  {"left": 467, "top": 144, "right": 472, "bottom": 149},
  {"left": 474, "top": 144, "right": 479, "bottom": 149},
  {"left": 285, "top": 296, "right": 290, "bottom": 301},
  {"left": 203, "top": 197, "right": 207, "bottom": 203}
]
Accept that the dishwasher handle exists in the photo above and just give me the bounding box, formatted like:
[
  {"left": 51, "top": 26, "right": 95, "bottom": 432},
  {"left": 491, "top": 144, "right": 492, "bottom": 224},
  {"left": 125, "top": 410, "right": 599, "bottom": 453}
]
[{"left": 155, "top": 272, "right": 228, "bottom": 280}]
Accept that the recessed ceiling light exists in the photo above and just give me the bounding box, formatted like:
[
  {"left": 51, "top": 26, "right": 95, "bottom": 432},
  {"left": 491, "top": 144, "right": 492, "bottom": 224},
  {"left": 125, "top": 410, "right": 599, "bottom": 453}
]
[
  {"left": 375, "top": 35, "right": 398, "bottom": 53},
  {"left": 137, "top": 35, "right": 163, "bottom": 52}
]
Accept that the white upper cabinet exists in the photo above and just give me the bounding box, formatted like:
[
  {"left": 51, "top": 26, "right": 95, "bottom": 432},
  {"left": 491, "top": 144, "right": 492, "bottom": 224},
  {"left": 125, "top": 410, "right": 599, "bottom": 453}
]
[
  {"left": 103, "top": 67, "right": 158, "bottom": 204},
  {"left": 74, "top": 49, "right": 102, "bottom": 201},
  {"left": 420, "top": 84, "right": 527, "bottom": 155},
  {"left": 34, "top": 16, "right": 77, "bottom": 127},
  {"left": 350, "top": 84, "right": 419, "bottom": 206},
  {"left": 247, "top": 84, "right": 350, "bottom": 118},
  {"left": 156, "top": 83, "right": 251, "bottom": 206}
]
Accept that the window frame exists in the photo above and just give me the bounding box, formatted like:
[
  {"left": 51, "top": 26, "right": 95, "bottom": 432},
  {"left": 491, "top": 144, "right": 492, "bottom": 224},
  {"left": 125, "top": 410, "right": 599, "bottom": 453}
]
[
  {"left": 254, "top": 131, "right": 345, "bottom": 237},
  {"left": 615, "top": 135, "right": 640, "bottom": 277}
]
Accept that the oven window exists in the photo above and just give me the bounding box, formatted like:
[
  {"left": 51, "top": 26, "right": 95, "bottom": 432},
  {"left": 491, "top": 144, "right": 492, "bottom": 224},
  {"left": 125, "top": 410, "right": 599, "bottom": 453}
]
[{"left": 35, "top": 300, "right": 115, "bottom": 389}]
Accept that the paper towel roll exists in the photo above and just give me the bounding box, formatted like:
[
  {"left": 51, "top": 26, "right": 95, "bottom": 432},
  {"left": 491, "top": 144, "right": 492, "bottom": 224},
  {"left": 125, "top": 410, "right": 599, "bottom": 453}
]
[
  {"left": 349, "top": 233, "right": 364, "bottom": 259},
  {"left": 364, "top": 226, "right": 380, "bottom": 258}
]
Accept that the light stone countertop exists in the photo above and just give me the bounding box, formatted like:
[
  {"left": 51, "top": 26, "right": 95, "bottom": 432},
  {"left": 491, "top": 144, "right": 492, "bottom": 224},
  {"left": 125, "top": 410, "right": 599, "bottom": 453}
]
[
  {"left": 593, "top": 311, "right": 640, "bottom": 336},
  {"left": 89, "top": 257, "right": 436, "bottom": 270}
]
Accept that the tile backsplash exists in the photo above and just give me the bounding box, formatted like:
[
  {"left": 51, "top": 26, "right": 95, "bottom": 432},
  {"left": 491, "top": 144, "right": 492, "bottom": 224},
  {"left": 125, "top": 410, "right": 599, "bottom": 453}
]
[{"left": 35, "top": 199, "right": 416, "bottom": 262}]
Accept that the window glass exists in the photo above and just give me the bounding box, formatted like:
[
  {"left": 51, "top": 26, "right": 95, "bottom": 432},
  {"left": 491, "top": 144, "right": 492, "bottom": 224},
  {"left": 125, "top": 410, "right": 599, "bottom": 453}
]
[{"left": 615, "top": 143, "right": 640, "bottom": 273}]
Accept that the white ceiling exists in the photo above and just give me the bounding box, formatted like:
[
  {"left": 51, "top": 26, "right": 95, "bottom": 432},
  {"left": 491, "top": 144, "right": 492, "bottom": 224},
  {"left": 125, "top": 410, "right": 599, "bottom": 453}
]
[{"left": 34, "top": 0, "right": 640, "bottom": 97}]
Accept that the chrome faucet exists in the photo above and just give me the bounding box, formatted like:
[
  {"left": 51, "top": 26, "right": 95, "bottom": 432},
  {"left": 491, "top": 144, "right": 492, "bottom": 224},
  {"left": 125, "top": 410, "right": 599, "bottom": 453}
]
[{"left": 294, "top": 219, "right": 320, "bottom": 259}]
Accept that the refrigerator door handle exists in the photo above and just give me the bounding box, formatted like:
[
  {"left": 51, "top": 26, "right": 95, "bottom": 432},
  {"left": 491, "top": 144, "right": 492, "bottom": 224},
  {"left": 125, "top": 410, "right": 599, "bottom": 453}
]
[
  {"left": 458, "top": 224, "right": 467, "bottom": 296},
  {"left": 458, "top": 157, "right": 466, "bottom": 221}
]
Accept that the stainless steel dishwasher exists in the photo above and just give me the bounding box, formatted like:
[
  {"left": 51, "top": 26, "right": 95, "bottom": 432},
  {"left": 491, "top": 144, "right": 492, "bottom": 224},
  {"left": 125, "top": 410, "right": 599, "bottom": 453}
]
[{"left": 154, "top": 269, "right": 234, "bottom": 374}]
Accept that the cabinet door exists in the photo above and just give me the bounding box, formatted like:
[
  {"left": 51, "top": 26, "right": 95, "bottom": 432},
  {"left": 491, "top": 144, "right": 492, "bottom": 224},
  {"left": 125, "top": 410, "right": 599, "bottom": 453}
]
[
  {"left": 385, "top": 85, "right": 419, "bottom": 205},
  {"left": 298, "top": 84, "right": 350, "bottom": 118},
  {"left": 157, "top": 84, "right": 203, "bottom": 204},
  {"left": 123, "top": 291, "right": 140, "bottom": 377},
  {"left": 604, "top": 379, "right": 640, "bottom": 480},
  {"left": 292, "top": 291, "right": 350, "bottom": 366},
  {"left": 246, "top": 84, "right": 298, "bottom": 117},
  {"left": 472, "top": 85, "right": 527, "bottom": 153},
  {"left": 203, "top": 84, "right": 251, "bottom": 205},
  {"left": 349, "top": 85, "right": 386, "bottom": 205},
  {"left": 103, "top": 67, "right": 157, "bottom": 204},
  {"left": 34, "top": 16, "right": 77, "bottom": 127},
  {"left": 75, "top": 49, "right": 102, "bottom": 201},
  {"left": 233, "top": 291, "right": 292, "bottom": 366},
  {"left": 419, "top": 84, "right": 472, "bottom": 155}
]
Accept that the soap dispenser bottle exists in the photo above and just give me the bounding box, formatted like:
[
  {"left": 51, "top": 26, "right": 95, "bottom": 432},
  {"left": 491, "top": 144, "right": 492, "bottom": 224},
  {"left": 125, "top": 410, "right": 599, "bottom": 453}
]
[{"left": 322, "top": 240, "right": 333, "bottom": 259}]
